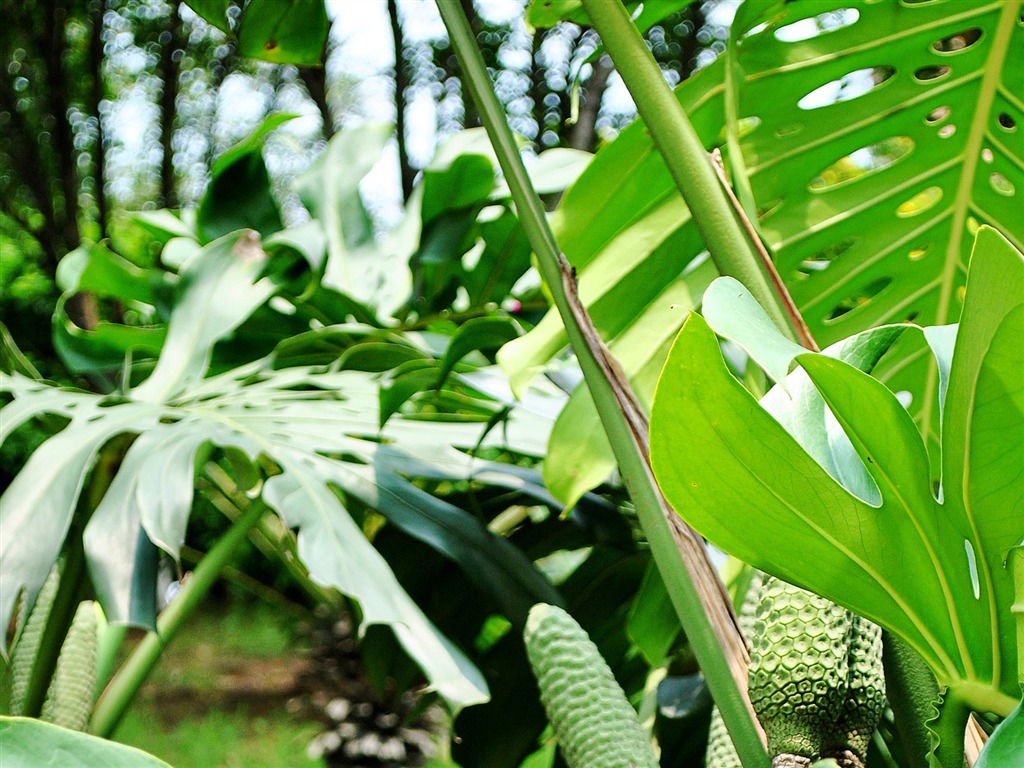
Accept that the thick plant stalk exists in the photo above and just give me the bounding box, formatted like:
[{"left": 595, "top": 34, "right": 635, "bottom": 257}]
[
  {"left": 89, "top": 497, "right": 268, "bottom": 737},
  {"left": 435, "top": 2, "right": 768, "bottom": 766},
  {"left": 40, "top": 600, "right": 99, "bottom": 731},
  {"left": 524, "top": 603, "right": 659, "bottom": 768},
  {"left": 579, "top": 0, "right": 811, "bottom": 350}
]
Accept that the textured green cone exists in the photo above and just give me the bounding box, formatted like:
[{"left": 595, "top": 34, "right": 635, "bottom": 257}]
[
  {"left": 524, "top": 603, "right": 659, "bottom": 768},
  {"left": 822, "top": 616, "right": 886, "bottom": 768},
  {"left": 40, "top": 601, "right": 99, "bottom": 731},
  {"left": 748, "top": 577, "right": 852, "bottom": 768},
  {"left": 9, "top": 566, "right": 61, "bottom": 715},
  {"left": 705, "top": 570, "right": 763, "bottom": 767}
]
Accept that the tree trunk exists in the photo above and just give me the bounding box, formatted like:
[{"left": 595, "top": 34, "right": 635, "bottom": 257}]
[
  {"left": 457, "top": 0, "right": 480, "bottom": 128},
  {"left": 530, "top": 30, "right": 547, "bottom": 147},
  {"left": 158, "top": 2, "right": 181, "bottom": 208},
  {"left": 0, "top": 76, "right": 61, "bottom": 275},
  {"left": 568, "top": 55, "right": 612, "bottom": 153},
  {"left": 42, "top": 0, "right": 80, "bottom": 252},
  {"left": 89, "top": 0, "right": 108, "bottom": 240},
  {"left": 387, "top": 0, "right": 414, "bottom": 201},
  {"left": 299, "top": 65, "right": 334, "bottom": 140}
]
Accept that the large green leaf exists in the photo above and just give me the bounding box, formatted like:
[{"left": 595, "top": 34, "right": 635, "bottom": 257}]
[
  {"left": 1, "top": 233, "right": 565, "bottom": 711},
  {"left": 0, "top": 717, "right": 173, "bottom": 767},
  {"left": 503, "top": 0, "right": 1024, "bottom": 498},
  {"left": 727, "top": 0, "right": 1024, "bottom": 441},
  {"left": 52, "top": 242, "right": 169, "bottom": 375},
  {"left": 295, "top": 124, "right": 394, "bottom": 307},
  {"left": 650, "top": 227, "right": 1024, "bottom": 712}
]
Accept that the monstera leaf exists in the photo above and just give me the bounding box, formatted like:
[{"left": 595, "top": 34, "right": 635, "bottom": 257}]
[
  {"left": 0, "top": 717, "right": 173, "bottom": 767},
  {"left": 650, "top": 226, "right": 1024, "bottom": 711},
  {"left": 502, "top": 0, "right": 1024, "bottom": 501},
  {"left": 0, "top": 231, "right": 564, "bottom": 711}
]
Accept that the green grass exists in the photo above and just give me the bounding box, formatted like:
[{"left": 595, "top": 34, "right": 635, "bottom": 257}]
[
  {"left": 116, "top": 707, "right": 324, "bottom": 768},
  {"left": 112, "top": 597, "right": 326, "bottom": 768}
]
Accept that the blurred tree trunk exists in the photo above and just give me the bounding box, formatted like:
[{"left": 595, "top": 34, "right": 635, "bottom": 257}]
[
  {"left": 42, "top": 0, "right": 81, "bottom": 253},
  {"left": 89, "top": 0, "right": 108, "bottom": 240},
  {"left": 530, "top": 30, "right": 546, "bottom": 147},
  {"left": 457, "top": 0, "right": 480, "bottom": 127},
  {"left": 0, "top": 78, "right": 61, "bottom": 275},
  {"left": 158, "top": 1, "right": 181, "bottom": 208},
  {"left": 387, "top": 0, "right": 413, "bottom": 202},
  {"left": 299, "top": 64, "right": 335, "bottom": 140},
  {"left": 568, "top": 55, "right": 612, "bottom": 152}
]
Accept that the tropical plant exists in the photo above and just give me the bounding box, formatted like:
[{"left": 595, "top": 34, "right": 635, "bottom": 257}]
[
  {"left": 651, "top": 227, "right": 1024, "bottom": 766},
  {"left": 4, "top": 0, "right": 1024, "bottom": 767}
]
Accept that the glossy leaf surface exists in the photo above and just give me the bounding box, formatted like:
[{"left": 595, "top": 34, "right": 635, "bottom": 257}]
[
  {"left": 650, "top": 227, "right": 1024, "bottom": 712},
  {"left": 504, "top": 0, "right": 1024, "bottom": 500}
]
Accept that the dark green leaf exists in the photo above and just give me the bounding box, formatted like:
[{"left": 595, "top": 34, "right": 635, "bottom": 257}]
[
  {"left": 237, "top": 0, "right": 329, "bottom": 65},
  {"left": 628, "top": 561, "right": 679, "bottom": 666},
  {"left": 438, "top": 316, "right": 521, "bottom": 388},
  {"left": 183, "top": 0, "right": 232, "bottom": 33},
  {"left": 198, "top": 115, "right": 296, "bottom": 242}
]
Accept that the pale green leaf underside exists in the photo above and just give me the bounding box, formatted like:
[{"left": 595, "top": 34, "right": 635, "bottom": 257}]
[
  {"left": 0, "top": 234, "right": 562, "bottom": 710},
  {"left": 0, "top": 717, "right": 173, "bottom": 767}
]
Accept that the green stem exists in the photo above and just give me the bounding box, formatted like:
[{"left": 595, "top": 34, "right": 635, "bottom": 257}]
[
  {"left": 928, "top": 691, "right": 969, "bottom": 768},
  {"left": 1013, "top": 547, "right": 1024, "bottom": 686},
  {"left": 93, "top": 624, "right": 127, "bottom": 701},
  {"left": 580, "top": 0, "right": 804, "bottom": 347},
  {"left": 199, "top": 463, "right": 342, "bottom": 610},
  {"left": 435, "top": 3, "right": 769, "bottom": 767},
  {"left": 88, "top": 497, "right": 268, "bottom": 737},
  {"left": 883, "top": 631, "right": 941, "bottom": 768}
]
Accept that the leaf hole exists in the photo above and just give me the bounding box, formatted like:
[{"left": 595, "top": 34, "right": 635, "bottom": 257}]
[
  {"left": 938, "top": 124, "right": 956, "bottom": 138},
  {"left": 793, "top": 238, "right": 858, "bottom": 279},
  {"left": 990, "top": 172, "right": 1016, "bottom": 197},
  {"left": 981, "top": 147, "right": 994, "bottom": 163},
  {"left": 904, "top": 311, "right": 920, "bottom": 323},
  {"left": 737, "top": 20, "right": 772, "bottom": 43},
  {"left": 798, "top": 66, "right": 894, "bottom": 110},
  {"left": 966, "top": 215, "right": 981, "bottom": 236},
  {"left": 896, "top": 186, "right": 943, "bottom": 217},
  {"left": 756, "top": 198, "right": 784, "bottom": 221},
  {"left": 914, "top": 65, "right": 951, "bottom": 82},
  {"left": 809, "top": 136, "right": 914, "bottom": 191},
  {"left": 998, "top": 112, "right": 1018, "bottom": 132},
  {"left": 908, "top": 245, "right": 928, "bottom": 261},
  {"left": 775, "top": 123, "right": 803, "bottom": 138},
  {"left": 931, "top": 27, "right": 982, "bottom": 53},
  {"left": 925, "top": 105, "right": 950, "bottom": 124},
  {"left": 964, "top": 540, "right": 981, "bottom": 599},
  {"left": 774, "top": 8, "right": 860, "bottom": 43},
  {"left": 826, "top": 277, "right": 892, "bottom": 321},
  {"left": 732, "top": 116, "right": 762, "bottom": 139}
]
